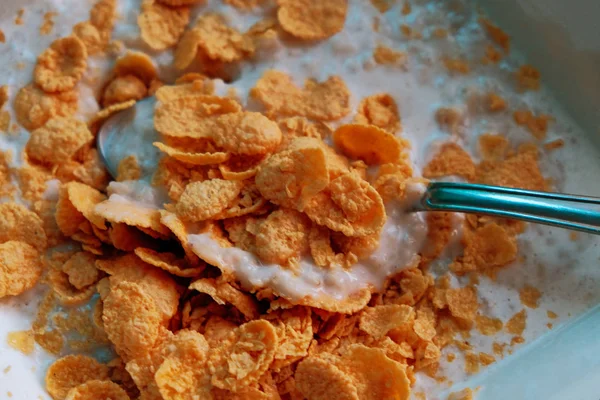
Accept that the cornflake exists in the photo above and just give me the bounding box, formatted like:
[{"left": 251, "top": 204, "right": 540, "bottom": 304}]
[
  {"left": 446, "top": 286, "right": 479, "bottom": 321},
  {"left": 255, "top": 208, "right": 311, "bottom": 267},
  {"left": 338, "top": 345, "right": 410, "bottom": 400},
  {"left": 65, "top": 380, "right": 130, "bottom": 400},
  {"left": 251, "top": 70, "right": 351, "bottom": 121},
  {"left": 355, "top": 93, "right": 401, "bottom": 133},
  {"left": 359, "top": 304, "right": 414, "bottom": 339},
  {"left": 333, "top": 124, "right": 404, "bottom": 165},
  {"left": 295, "top": 356, "right": 360, "bottom": 400},
  {"left": 516, "top": 65, "right": 541, "bottom": 91},
  {"left": 14, "top": 84, "right": 78, "bottom": 131},
  {"left": 175, "top": 179, "right": 244, "bottom": 222},
  {"left": 519, "top": 285, "right": 541, "bottom": 308},
  {"left": 62, "top": 252, "right": 100, "bottom": 290},
  {"left": 506, "top": 309, "right": 527, "bottom": 335},
  {"left": 480, "top": 18, "right": 510, "bottom": 52},
  {"left": 102, "top": 75, "right": 147, "bottom": 107},
  {"left": 102, "top": 280, "right": 162, "bottom": 360},
  {"left": 34, "top": 36, "right": 88, "bottom": 93},
  {"left": 154, "top": 95, "right": 241, "bottom": 137},
  {"left": 26, "top": 117, "right": 93, "bottom": 165},
  {"left": 45, "top": 355, "right": 109, "bottom": 400},
  {"left": 0, "top": 241, "right": 41, "bottom": 298},
  {"left": 138, "top": 0, "right": 190, "bottom": 51},
  {"left": 277, "top": 0, "right": 348, "bottom": 40},
  {"left": 423, "top": 142, "right": 475, "bottom": 181},
  {"left": 373, "top": 45, "right": 407, "bottom": 67},
  {"left": 304, "top": 171, "right": 386, "bottom": 237},
  {"left": 207, "top": 319, "right": 278, "bottom": 392},
  {"left": 0, "top": 202, "right": 48, "bottom": 251},
  {"left": 154, "top": 330, "right": 211, "bottom": 400},
  {"left": 257, "top": 137, "right": 329, "bottom": 209},
  {"left": 475, "top": 315, "right": 503, "bottom": 336}
]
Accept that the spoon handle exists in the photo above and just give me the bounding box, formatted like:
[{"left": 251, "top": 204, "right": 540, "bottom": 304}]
[{"left": 412, "top": 182, "right": 600, "bottom": 235}]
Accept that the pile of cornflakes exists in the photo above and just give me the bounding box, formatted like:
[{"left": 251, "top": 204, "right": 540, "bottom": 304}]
[{"left": 0, "top": 1, "right": 558, "bottom": 399}]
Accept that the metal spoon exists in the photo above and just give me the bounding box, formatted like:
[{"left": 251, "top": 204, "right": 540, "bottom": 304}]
[{"left": 97, "top": 104, "right": 600, "bottom": 235}]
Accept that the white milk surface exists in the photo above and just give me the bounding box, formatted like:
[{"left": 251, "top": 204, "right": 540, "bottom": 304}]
[{"left": 1, "top": 0, "right": 600, "bottom": 399}]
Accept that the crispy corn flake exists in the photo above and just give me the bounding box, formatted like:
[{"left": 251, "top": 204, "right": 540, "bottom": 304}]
[
  {"left": 304, "top": 171, "right": 386, "bottom": 237},
  {"left": 251, "top": 70, "right": 351, "bottom": 121},
  {"left": 108, "top": 223, "right": 155, "bottom": 251},
  {"left": 265, "top": 307, "right": 312, "bottom": 369},
  {"left": 34, "top": 36, "right": 88, "bottom": 93},
  {"left": 337, "top": 345, "right": 411, "bottom": 400},
  {"left": 160, "top": 211, "right": 202, "bottom": 263},
  {"left": 155, "top": 81, "right": 214, "bottom": 104},
  {"left": 154, "top": 141, "right": 231, "bottom": 166},
  {"left": 65, "top": 380, "right": 130, "bottom": 400},
  {"left": 27, "top": 117, "right": 93, "bottom": 166},
  {"left": 210, "top": 112, "right": 283, "bottom": 156},
  {"left": 135, "top": 247, "right": 205, "bottom": 278},
  {"left": 295, "top": 356, "right": 359, "bottom": 400},
  {"left": 506, "top": 309, "right": 527, "bottom": 335},
  {"left": 62, "top": 252, "right": 100, "bottom": 290},
  {"left": 218, "top": 154, "right": 266, "bottom": 181},
  {"left": 190, "top": 278, "right": 260, "bottom": 319},
  {"left": 103, "top": 280, "right": 162, "bottom": 360},
  {"left": 355, "top": 93, "right": 401, "bottom": 133},
  {"left": 94, "top": 200, "right": 170, "bottom": 236},
  {"left": 89, "top": 100, "right": 137, "bottom": 133},
  {"left": 0, "top": 241, "right": 41, "bottom": 298},
  {"left": 435, "top": 107, "right": 462, "bottom": 134},
  {"left": 224, "top": 0, "right": 267, "bottom": 9},
  {"left": 157, "top": 0, "right": 205, "bottom": 5},
  {"left": 446, "top": 286, "right": 478, "bottom": 321},
  {"left": 448, "top": 388, "right": 474, "bottom": 400},
  {"left": 192, "top": 13, "right": 255, "bottom": 63},
  {"left": 478, "top": 134, "right": 508, "bottom": 161},
  {"left": 359, "top": 304, "right": 414, "bottom": 339},
  {"left": 65, "top": 181, "right": 107, "bottom": 230},
  {"left": 513, "top": 109, "right": 552, "bottom": 140},
  {"left": 0, "top": 85, "right": 8, "bottom": 109},
  {"left": 154, "top": 95, "right": 241, "bottom": 137},
  {"left": 519, "top": 285, "right": 541, "bottom": 309},
  {"left": 480, "top": 18, "right": 509, "bottom": 52},
  {"left": 114, "top": 51, "right": 158, "bottom": 85},
  {"left": 117, "top": 155, "right": 142, "bottom": 182},
  {"left": 256, "top": 137, "right": 329, "bottom": 210},
  {"left": 175, "top": 179, "right": 244, "bottom": 222},
  {"left": 254, "top": 209, "right": 311, "bottom": 267},
  {"left": 443, "top": 58, "right": 470, "bottom": 75},
  {"left": 102, "top": 75, "right": 147, "bottom": 107},
  {"left": 154, "top": 330, "right": 211, "bottom": 400},
  {"left": 14, "top": 84, "right": 78, "bottom": 131},
  {"left": 138, "top": 0, "right": 190, "bottom": 51},
  {"left": 45, "top": 355, "right": 109, "bottom": 400},
  {"left": 96, "top": 254, "right": 179, "bottom": 321},
  {"left": 72, "top": 22, "right": 104, "bottom": 55},
  {"left": 7, "top": 330, "right": 35, "bottom": 355},
  {"left": 373, "top": 45, "right": 407, "bottom": 66},
  {"left": 516, "top": 64, "right": 541, "bottom": 91},
  {"left": 478, "top": 148, "right": 546, "bottom": 191},
  {"left": 475, "top": 314, "right": 503, "bottom": 336},
  {"left": 0, "top": 202, "right": 48, "bottom": 251},
  {"left": 48, "top": 266, "right": 97, "bottom": 306},
  {"left": 333, "top": 124, "right": 404, "bottom": 165},
  {"left": 277, "top": 0, "right": 348, "bottom": 40},
  {"left": 487, "top": 92, "right": 507, "bottom": 112},
  {"left": 482, "top": 44, "right": 502, "bottom": 64},
  {"left": 90, "top": 0, "right": 117, "bottom": 35},
  {"left": 277, "top": 117, "right": 331, "bottom": 149},
  {"left": 173, "top": 28, "right": 203, "bottom": 70},
  {"left": 208, "top": 319, "right": 278, "bottom": 392},
  {"left": 423, "top": 142, "right": 475, "bottom": 181}
]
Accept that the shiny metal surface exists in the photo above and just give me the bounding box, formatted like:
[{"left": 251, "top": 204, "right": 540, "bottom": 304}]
[{"left": 412, "top": 182, "right": 600, "bottom": 234}]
